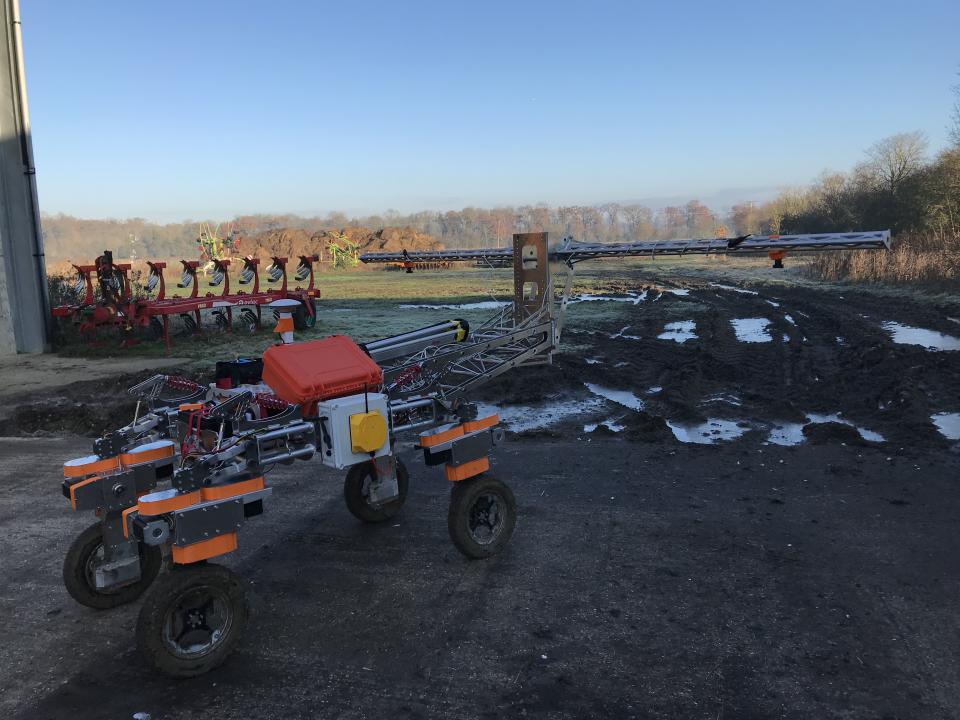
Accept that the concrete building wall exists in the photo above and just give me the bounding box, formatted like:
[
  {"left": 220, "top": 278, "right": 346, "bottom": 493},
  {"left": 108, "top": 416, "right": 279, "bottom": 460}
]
[{"left": 0, "top": 0, "right": 49, "bottom": 354}]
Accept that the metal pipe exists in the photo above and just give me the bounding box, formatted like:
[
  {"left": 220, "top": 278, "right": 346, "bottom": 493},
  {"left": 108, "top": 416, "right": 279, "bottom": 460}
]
[
  {"left": 389, "top": 397, "right": 435, "bottom": 413},
  {"left": 391, "top": 417, "right": 439, "bottom": 434},
  {"left": 257, "top": 444, "right": 316, "bottom": 465},
  {"left": 366, "top": 329, "right": 463, "bottom": 363},
  {"left": 364, "top": 320, "right": 464, "bottom": 351},
  {"left": 255, "top": 423, "right": 314, "bottom": 443},
  {"left": 9, "top": 0, "right": 51, "bottom": 349}
]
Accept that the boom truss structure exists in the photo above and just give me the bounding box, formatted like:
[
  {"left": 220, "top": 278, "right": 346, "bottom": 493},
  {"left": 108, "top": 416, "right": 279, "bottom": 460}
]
[{"left": 359, "top": 231, "right": 891, "bottom": 266}]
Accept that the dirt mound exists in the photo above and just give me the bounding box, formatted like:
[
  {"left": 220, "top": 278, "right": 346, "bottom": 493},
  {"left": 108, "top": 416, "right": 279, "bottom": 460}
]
[
  {"left": 802, "top": 421, "right": 869, "bottom": 446},
  {"left": 237, "top": 226, "right": 443, "bottom": 262},
  {"left": 1, "top": 368, "right": 206, "bottom": 437}
]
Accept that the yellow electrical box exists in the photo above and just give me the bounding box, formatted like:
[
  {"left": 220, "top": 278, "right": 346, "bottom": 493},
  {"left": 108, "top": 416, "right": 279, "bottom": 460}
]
[{"left": 349, "top": 411, "right": 388, "bottom": 453}]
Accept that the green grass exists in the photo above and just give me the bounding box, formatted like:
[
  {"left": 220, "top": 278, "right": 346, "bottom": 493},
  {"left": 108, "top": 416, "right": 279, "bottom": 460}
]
[{"left": 51, "top": 256, "right": 957, "bottom": 365}]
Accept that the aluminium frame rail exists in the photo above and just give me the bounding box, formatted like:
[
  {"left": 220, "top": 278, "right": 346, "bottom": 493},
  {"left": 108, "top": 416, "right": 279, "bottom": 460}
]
[{"left": 359, "top": 231, "right": 891, "bottom": 266}]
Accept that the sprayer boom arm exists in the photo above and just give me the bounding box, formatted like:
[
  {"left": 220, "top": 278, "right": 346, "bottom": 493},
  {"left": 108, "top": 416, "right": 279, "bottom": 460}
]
[{"left": 360, "top": 231, "right": 890, "bottom": 265}]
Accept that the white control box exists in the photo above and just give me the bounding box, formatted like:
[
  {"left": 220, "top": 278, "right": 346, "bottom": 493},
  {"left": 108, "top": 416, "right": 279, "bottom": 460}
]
[{"left": 315, "top": 392, "right": 390, "bottom": 469}]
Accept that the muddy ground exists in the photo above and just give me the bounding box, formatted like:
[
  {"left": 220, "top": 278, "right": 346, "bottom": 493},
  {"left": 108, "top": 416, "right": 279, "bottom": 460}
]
[{"left": 2, "top": 268, "right": 960, "bottom": 718}]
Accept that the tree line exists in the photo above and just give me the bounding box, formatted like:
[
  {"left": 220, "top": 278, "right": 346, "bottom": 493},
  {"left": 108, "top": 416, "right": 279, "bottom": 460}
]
[
  {"left": 42, "top": 74, "right": 960, "bottom": 271},
  {"left": 40, "top": 200, "right": 732, "bottom": 262}
]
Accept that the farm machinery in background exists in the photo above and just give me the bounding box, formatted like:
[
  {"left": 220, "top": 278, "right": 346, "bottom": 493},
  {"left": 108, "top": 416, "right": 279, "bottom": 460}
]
[
  {"left": 325, "top": 232, "right": 361, "bottom": 269},
  {"left": 56, "top": 231, "right": 891, "bottom": 678},
  {"left": 51, "top": 250, "right": 321, "bottom": 350}
]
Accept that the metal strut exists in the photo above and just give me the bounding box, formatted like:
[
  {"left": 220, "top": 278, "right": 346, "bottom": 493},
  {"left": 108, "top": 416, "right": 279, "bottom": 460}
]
[{"left": 359, "top": 231, "right": 892, "bottom": 265}]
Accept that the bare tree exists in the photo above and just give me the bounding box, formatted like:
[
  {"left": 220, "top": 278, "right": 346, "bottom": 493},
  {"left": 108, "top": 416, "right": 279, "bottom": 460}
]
[
  {"left": 864, "top": 131, "right": 928, "bottom": 195},
  {"left": 951, "top": 68, "right": 960, "bottom": 146}
]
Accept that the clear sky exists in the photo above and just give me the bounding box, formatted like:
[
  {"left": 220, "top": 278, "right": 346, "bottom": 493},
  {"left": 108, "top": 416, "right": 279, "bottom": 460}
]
[{"left": 20, "top": 0, "right": 960, "bottom": 221}]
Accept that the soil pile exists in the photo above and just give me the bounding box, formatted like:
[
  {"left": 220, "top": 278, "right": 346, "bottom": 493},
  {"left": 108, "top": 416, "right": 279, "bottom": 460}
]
[{"left": 237, "top": 226, "right": 443, "bottom": 261}]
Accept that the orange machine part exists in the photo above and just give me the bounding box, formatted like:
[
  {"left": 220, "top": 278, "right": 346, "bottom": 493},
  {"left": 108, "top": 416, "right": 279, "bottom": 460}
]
[
  {"left": 201, "top": 476, "right": 265, "bottom": 502},
  {"left": 119, "top": 442, "right": 176, "bottom": 467},
  {"left": 463, "top": 414, "right": 499, "bottom": 433},
  {"left": 420, "top": 424, "right": 465, "bottom": 448},
  {"left": 63, "top": 456, "right": 120, "bottom": 479},
  {"left": 139, "top": 489, "right": 202, "bottom": 515},
  {"left": 172, "top": 532, "right": 238, "bottom": 564},
  {"left": 273, "top": 316, "right": 295, "bottom": 334},
  {"left": 121, "top": 504, "right": 138, "bottom": 538},
  {"left": 262, "top": 335, "right": 383, "bottom": 411},
  {"left": 445, "top": 457, "right": 490, "bottom": 482},
  {"left": 768, "top": 250, "right": 786, "bottom": 261}
]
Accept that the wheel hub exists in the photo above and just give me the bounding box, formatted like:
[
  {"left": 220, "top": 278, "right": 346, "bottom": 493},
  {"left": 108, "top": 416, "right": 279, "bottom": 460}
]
[
  {"left": 468, "top": 493, "right": 504, "bottom": 545},
  {"left": 162, "top": 587, "right": 233, "bottom": 658}
]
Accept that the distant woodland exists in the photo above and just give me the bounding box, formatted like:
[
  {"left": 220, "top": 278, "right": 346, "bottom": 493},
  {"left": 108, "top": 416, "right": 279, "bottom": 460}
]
[{"left": 42, "top": 115, "right": 960, "bottom": 286}]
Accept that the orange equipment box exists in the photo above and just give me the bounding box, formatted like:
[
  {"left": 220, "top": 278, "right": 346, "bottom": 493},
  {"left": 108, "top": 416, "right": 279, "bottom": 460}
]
[{"left": 262, "top": 336, "right": 383, "bottom": 414}]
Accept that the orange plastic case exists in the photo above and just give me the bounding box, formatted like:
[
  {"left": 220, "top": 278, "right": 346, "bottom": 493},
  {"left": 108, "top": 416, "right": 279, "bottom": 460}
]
[{"left": 262, "top": 336, "right": 383, "bottom": 413}]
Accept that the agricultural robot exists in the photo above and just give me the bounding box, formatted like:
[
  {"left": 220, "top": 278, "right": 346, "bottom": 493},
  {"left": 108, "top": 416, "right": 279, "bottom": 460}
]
[{"left": 57, "top": 231, "right": 890, "bottom": 677}]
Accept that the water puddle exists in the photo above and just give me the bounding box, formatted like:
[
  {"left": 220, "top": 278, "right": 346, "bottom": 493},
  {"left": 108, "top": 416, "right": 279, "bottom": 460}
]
[
  {"left": 711, "top": 283, "right": 758, "bottom": 296},
  {"left": 767, "top": 423, "right": 806, "bottom": 446},
  {"left": 668, "top": 419, "right": 747, "bottom": 444},
  {"left": 584, "top": 383, "right": 645, "bottom": 411},
  {"left": 931, "top": 412, "right": 960, "bottom": 440},
  {"left": 731, "top": 318, "right": 773, "bottom": 343},
  {"left": 658, "top": 320, "right": 697, "bottom": 343},
  {"left": 399, "top": 301, "right": 509, "bottom": 311},
  {"left": 703, "top": 393, "right": 742, "bottom": 407},
  {"left": 610, "top": 326, "right": 641, "bottom": 340},
  {"left": 765, "top": 299, "right": 781, "bottom": 308},
  {"left": 646, "top": 386, "right": 663, "bottom": 394},
  {"left": 881, "top": 322, "right": 960, "bottom": 351},
  {"left": 570, "top": 291, "right": 647, "bottom": 305},
  {"left": 784, "top": 315, "right": 796, "bottom": 326},
  {"left": 653, "top": 288, "right": 690, "bottom": 301},
  {"left": 583, "top": 418, "right": 626, "bottom": 433},
  {"left": 477, "top": 399, "right": 604, "bottom": 433},
  {"left": 585, "top": 357, "right": 603, "bottom": 365}
]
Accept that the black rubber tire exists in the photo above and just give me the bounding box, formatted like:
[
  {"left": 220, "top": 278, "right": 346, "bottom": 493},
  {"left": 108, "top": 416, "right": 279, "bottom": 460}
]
[
  {"left": 148, "top": 316, "right": 164, "bottom": 341},
  {"left": 448, "top": 475, "right": 517, "bottom": 559},
  {"left": 343, "top": 459, "right": 409, "bottom": 523},
  {"left": 293, "top": 302, "right": 317, "bottom": 331},
  {"left": 62, "top": 521, "right": 162, "bottom": 610},
  {"left": 136, "top": 563, "right": 249, "bottom": 678}
]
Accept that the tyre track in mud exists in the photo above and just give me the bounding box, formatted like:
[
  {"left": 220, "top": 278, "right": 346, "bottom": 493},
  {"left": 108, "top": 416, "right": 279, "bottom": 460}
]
[{"left": 476, "top": 278, "right": 959, "bottom": 449}]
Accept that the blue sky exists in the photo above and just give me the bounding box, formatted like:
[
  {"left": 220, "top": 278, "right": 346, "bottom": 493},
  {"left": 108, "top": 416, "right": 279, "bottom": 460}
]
[{"left": 21, "top": 0, "right": 960, "bottom": 221}]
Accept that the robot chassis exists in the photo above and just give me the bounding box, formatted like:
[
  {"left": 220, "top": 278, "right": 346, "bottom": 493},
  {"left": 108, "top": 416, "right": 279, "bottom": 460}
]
[{"left": 58, "top": 230, "right": 890, "bottom": 677}]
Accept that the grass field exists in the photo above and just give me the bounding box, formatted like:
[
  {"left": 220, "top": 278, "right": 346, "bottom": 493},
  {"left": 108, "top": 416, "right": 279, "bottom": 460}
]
[{"left": 48, "top": 254, "right": 960, "bottom": 369}]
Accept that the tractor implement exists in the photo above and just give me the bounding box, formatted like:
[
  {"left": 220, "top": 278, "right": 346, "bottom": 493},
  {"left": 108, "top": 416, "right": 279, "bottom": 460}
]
[
  {"left": 51, "top": 251, "right": 321, "bottom": 350},
  {"left": 56, "top": 231, "right": 890, "bottom": 678}
]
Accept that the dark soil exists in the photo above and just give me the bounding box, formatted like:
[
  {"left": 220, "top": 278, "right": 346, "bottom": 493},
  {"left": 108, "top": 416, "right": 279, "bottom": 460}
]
[
  {"left": 2, "top": 274, "right": 959, "bottom": 718},
  {"left": 3, "top": 434, "right": 959, "bottom": 719},
  {"left": 475, "top": 279, "right": 960, "bottom": 449},
  {"left": 1, "top": 368, "right": 206, "bottom": 437}
]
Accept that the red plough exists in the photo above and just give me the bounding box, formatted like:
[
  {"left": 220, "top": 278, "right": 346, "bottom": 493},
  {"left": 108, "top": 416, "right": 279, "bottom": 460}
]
[{"left": 51, "top": 250, "right": 320, "bottom": 350}]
